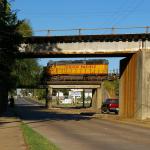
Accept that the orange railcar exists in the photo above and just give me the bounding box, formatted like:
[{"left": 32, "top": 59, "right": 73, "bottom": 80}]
[{"left": 45, "top": 59, "right": 108, "bottom": 81}]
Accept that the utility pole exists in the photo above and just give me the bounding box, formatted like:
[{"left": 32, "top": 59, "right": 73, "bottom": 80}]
[
  {"left": 78, "top": 28, "right": 82, "bottom": 35},
  {"left": 83, "top": 89, "right": 85, "bottom": 108},
  {"left": 112, "top": 27, "right": 116, "bottom": 34},
  {"left": 47, "top": 30, "right": 51, "bottom": 36},
  {"left": 145, "top": 26, "right": 149, "bottom": 34}
]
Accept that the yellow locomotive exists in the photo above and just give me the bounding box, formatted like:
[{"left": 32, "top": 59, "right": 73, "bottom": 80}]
[{"left": 44, "top": 59, "right": 108, "bottom": 81}]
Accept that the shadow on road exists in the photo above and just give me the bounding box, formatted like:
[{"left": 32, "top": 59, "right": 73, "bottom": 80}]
[
  {"left": 0, "top": 107, "right": 21, "bottom": 127},
  {"left": 16, "top": 103, "right": 94, "bottom": 123}
]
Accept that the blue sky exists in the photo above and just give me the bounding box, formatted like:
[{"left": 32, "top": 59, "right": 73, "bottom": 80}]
[{"left": 12, "top": 0, "right": 149, "bottom": 70}]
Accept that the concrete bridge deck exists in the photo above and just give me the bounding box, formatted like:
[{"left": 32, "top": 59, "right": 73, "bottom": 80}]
[{"left": 18, "top": 33, "right": 150, "bottom": 58}]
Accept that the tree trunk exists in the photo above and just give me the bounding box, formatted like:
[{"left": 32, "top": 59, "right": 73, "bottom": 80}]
[{"left": 0, "top": 86, "right": 8, "bottom": 114}]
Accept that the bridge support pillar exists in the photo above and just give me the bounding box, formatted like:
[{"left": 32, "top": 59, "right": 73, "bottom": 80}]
[
  {"left": 119, "top": 54, "right": 137, "bottom": 118},
  {"left": 92, "top": 87, "right": 103, "bottom": 112},
  {"left": 120, "top": 49, "right": 150, "bottom": 120},
  {"left": 136, "top": 49, "right": 150, "bottom": 119},
  {"left": 46, "top": 87, "right": 53, "bottom": 108}
]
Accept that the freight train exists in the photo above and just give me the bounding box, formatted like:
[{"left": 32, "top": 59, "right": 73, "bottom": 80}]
[{"left": 43, "top": 59, "right": 109, "bottom": 81}]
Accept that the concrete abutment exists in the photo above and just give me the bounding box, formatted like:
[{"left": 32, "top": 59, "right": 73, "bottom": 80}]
[
  {"left": 120, "top": 49, "right": 150, "bottom": 120},
  {"left": 46, "top": 87, "right": 53, "bottom": 108},
  {"left": 92, "top": 87, "right": 103, "bottom": 112}
]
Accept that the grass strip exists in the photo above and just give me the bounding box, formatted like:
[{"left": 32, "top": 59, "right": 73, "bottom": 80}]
[{"left": 21, "top": 123, "right": 60, "bottom": 150}]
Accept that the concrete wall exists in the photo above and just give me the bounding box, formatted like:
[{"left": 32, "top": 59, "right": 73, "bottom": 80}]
[
  {"left": 136, "top": 49, "right": 150, "bottom": 119},
  {"left": 46, "top": 87, "right": 53, "bottom": 108},
  {"left": 119, "top": 53, "right": 138, "bottom": 118},
  {"left": 142, "top": 50, "right": 150, "bottom": 119},
  {"left": 19, "top": 40, "right": 150, "bottom": 54},
  {"left": 92, "top": 87, "right": 103, "bottom": 112},
  {"left": 120, "top": 49, "right": 150, "bottom": 120}
]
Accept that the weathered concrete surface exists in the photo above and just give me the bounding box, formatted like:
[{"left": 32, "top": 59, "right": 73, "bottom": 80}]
[
  {"left": 119, "top": 53, "right": 137, "bottom": 118},
  {"left": 19, "top": 40, "right": 150, "bottom": 54},
  {"left": 92, "top": 87, "right": 103, "bottom": 111},
  {"left": 96, "top": 87, "right": 103, "bottom": 110},
  {"left": 92, "top": 89, "right": 97, "bottom": 110},
  {"left": 136, "top": 49, "right": 150, "bottom": 119},
  {"left": 19, "top": 33, "right": 150, "bottom": 55},
  {"left": 120, "top": 49, "right": 150, "bottom": 120},
  {"left": 46, "top": 87, "right": 53, "bottom": 108}
]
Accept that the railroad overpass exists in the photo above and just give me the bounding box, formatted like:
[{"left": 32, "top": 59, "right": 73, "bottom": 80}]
[
  {"left": 45, "top": 81, "right": 103, "bottom": 112},
  {"left": 17, "top": 33, "right": 150, "bottom": 120},
  {"left": 18, "top": 33, "right": 150, "bottom": 58}
]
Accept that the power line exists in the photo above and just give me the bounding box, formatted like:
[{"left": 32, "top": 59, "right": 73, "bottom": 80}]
[
  {"left": 16, "top": 9, "right": 146, "bottom": 17},
  {"left": 100, "top": 0, "right": 133, "bottom": 33},
  {"left": 111, "top": 0, "right": 145, "bottom": 27}
]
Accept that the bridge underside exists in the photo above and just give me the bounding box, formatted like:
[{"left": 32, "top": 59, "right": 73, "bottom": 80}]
[
  {"left": 47, "top": 81, "right": 102, "bottom": 86},
  {"left": 17, "top": 51, "right": 134, "bottom": 58}
]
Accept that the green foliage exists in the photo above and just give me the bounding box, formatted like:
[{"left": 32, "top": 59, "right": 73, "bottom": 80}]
[
  {"left": 11, "top": 20, "right": 42, "bottom": 87},
  {"left": 0, "top": 0, "right": 22, "bottom": 88},
  {"left": 103, "top": 79, "right": 119, "bottom": 98},
  {"left": 33, "top": 89, "right": 46, "bottom": 100},
  {"left": 11, "top": 59, "right": 42, "bottom": 87},
  {"left": 17, "top": 20, "right": 33, "bottom": 37},
  {"left": 113, "top": 79, "right": 119, "bottom": 97},
  {"left": 21, "top": 123, "right": 59, "bottom": 150},
  {"left": 0, "top": 0, "right": 23, "bottom": 113}
]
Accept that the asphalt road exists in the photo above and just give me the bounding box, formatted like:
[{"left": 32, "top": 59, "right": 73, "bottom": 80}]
[{"left": 16, "top": 98, "right": 150, "bottom": 150}]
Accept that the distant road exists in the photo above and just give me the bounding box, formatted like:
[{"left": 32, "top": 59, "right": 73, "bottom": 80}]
[{"left": 16, "top": 98, "right": 150, "bottom": 150}]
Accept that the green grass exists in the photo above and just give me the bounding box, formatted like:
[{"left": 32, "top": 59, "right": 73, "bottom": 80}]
[{"left": 21, "top": 123, "right": 60, "bottom": 150}]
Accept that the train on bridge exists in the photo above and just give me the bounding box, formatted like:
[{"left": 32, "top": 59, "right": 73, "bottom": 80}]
[{"left": 42, "top": 59, "right": 110, "bottom": 81}]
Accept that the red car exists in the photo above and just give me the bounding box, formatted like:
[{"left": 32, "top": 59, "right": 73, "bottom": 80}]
[{"left": 101, "top": 98, "right": 119, "bottom": 114}]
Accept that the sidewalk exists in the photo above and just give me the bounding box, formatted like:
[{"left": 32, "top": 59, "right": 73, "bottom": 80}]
[{"left": 0, "top": 107, "right": 27, "bottom": 150}]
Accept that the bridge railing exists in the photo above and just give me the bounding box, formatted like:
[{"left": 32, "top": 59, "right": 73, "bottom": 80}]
[{"left": 32, "top": 26, "right": 150, "bottom": 36}]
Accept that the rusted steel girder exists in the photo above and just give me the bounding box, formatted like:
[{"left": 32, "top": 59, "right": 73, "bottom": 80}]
[{"left": 23, "top": 33, "right": 150, "bottom": 44}]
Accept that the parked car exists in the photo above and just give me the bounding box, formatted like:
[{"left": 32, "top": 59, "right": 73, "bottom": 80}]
[{"left": 101, "top": 98, "right": 119, "bottom": 114}]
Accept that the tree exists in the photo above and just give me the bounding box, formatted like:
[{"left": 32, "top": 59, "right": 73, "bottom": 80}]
[
  {"left": 0, "top": 0, "right": 22, "bottom": 113},
  {"left": 103, "top": 80, "right": 119, "bottom": 98},
  {"left": 12, "top": 58, "right": 42, "bottom": 87},
  {"left": 17, "top": 20, "right": 32, "bottom": 37},
  {"left": 0, "top": 0, "right": 22, "bottom": 84},
  {"left": 11, "top": 20, "right": 42, "bottom": 87}
]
